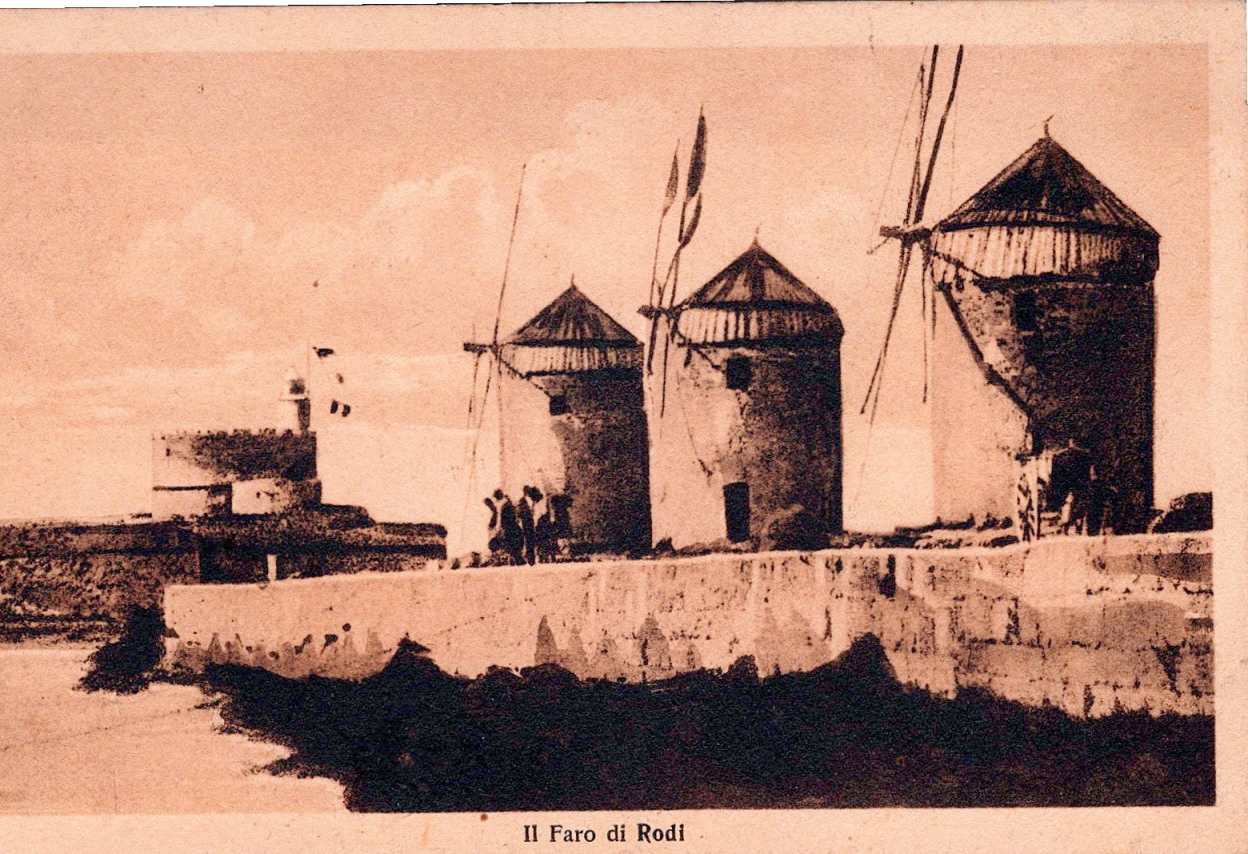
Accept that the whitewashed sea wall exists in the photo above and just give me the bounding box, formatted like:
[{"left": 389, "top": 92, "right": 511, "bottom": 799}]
[{"left": 164, "top": 532, "right": 1212, "bottom": 718}]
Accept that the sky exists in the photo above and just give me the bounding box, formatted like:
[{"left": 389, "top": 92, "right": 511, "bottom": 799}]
[{"left": 0, "top": 44, "right": 1210, "bottom": 543}]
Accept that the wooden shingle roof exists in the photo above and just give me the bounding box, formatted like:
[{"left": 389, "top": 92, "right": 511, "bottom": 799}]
[{"left": 937, "top": 136, "right": 1157, "bottom": 236}]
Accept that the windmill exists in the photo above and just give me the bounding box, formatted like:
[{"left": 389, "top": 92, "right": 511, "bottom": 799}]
[{"left": 860, "top": 44, "right": 964, "bottom": 424}]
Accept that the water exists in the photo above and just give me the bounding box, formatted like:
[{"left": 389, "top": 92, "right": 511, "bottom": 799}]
[{"left": 0, "top": 646, "right": 344, "bottom": 813}]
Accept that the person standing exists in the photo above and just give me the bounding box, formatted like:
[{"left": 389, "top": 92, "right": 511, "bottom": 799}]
[
  {"left": 518, "top": 486, "right": 538, "bottom": 566},
  {"left": 535, "top": 509, "right": 555, "bottom": 563},
  {"left": 550, "top": 493, "right": 574, "bottom": 558},
  {"left": 1058, "top": 490, "right": 1073, "bottom": 534},
  {"left": 484, "top": 493, "right": 503, "bottom": 563},
  {"left": 1086, "top": 466, "right": 1114, "bottom": 536},
  {"left": 499, "top": 490, "right": 524, "bottom": 566},
  {"left": 1051, "top": 438, "right": 1092, "bottom": 536}
]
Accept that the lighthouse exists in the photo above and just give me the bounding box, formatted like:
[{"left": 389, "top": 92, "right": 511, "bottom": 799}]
[{"left": 278, "top": 369, "right": 312, "bottom": 435}]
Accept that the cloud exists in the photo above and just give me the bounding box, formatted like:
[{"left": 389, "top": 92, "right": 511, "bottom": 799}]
[
  {"left": 5, "top": 93, "right": 907, "bottom": 437},
  {"left": 74, "top": 164, "right": 512, "bottom": 386},
  {"left": 116, "top": 197, "right": 260, "bottom": 337}
]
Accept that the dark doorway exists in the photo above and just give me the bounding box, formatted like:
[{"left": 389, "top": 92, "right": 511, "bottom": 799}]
[
  {"left": 724, "top": 481, "right": 750, "bottom": 542},
  {"left": 549, "top": 395, "right": 570, "bottom": 416},
  {"left": 1047, "top": 443, "right": 1093, "bottom": 513}
]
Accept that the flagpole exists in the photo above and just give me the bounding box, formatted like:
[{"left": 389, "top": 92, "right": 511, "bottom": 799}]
[{"left": 306, "top": 276, "right": 319, "bottom": 429}]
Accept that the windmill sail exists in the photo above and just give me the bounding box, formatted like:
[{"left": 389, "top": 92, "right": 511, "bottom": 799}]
[
  {"left": 641, "top": 109, "right": 708, "bottom": 420},
  {"left": 861, "top": 44, "right": 964, "bottom": 419},
  {"left": 459, "top": 164, "right": 528, "bottom": 540}
]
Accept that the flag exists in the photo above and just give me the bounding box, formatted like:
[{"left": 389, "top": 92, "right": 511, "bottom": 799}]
[
  {"left": 314, "top": 347, "right": 335, "bottom": 358},
  {"left": 680, "top": 194, "right": 703, "bottom": 247},
  {"left": 662, "top": 146, "right": 679, "bottom": 214},
  {"left": 686, "top": 111, "right": 707, "bottom": 199}
]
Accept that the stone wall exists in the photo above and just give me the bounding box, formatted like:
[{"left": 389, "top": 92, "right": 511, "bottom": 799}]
[
  {"left": 0, "top": 521, "right": 200, "bottom": 626},
  {"left": 163, "top": 532, "right": 1211, "bottom": 718},
  {"left": 152, "top": 484, "right": 232, "bottom": 520},
  {"left": 0, "top": 515, "right": 446, "bottom": 634},
  {"left": 189, "top": 514, "right": 446, "bottom": 583},
  {"left": 230, "top": 477, "right": 321, "bottom": 515}
]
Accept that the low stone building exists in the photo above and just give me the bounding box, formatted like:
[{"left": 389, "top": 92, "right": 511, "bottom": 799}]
[{"left": 151, "top": 372, "right": 319, "bottom": 519}]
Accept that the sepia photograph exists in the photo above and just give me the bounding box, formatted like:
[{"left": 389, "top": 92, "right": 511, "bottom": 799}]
[{"left": 0, "top": 2, "right": 1243, "bottom": 851}]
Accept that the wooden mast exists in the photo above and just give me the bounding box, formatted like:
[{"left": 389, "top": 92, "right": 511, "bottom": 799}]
[{"left": 458, "top": 164, "right": 528, "bottom": 547}]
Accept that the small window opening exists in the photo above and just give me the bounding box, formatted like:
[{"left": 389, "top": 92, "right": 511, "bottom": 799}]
[
  {"left": 549, "top": 395, "right": 570, "bottom": 416},
  {"left": 726, "top": 356, "right": 752, "bottom": 391},
  {"left": 1013, "top": 291, "right": 1038, "bottom": 332},
  {"left": 723, "top": 481, "right": 751, "bottom": 543},
  {"left": 879, "top": 554, "right": 897, "bottom": 599},
  {"left": 1023, "top": 332, "right": 1044, "bottom": 362}
]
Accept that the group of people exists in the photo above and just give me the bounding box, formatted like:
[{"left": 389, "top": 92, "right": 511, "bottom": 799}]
[
  {"left": 1057, "top": 465, "right": 1117, "bottom": 536},
  {"left": 1047, "top": 439, "right": 1118, "bottom": 536},
  {"left": 1017, "top": 438, "right": 1122, "bottom": 541},
  {"left": 484, "top": 486, "right": 573, "bottom": 566}
]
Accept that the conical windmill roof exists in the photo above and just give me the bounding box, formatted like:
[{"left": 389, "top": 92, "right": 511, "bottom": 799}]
[
  {"left": 499, "top": 283, "right": 641, "bottom": 376},
  {"left": 682, "top": 240, "right": 837, "bottom": 310},
  {"left": 937, "top": 135, "right": 1157, "bottom": 236},
  {"left": 506, "top": 284, "right": 639, "bottom": 347},
  {"left": 674, "top": 241, "right": 843, "bottom": 345}
]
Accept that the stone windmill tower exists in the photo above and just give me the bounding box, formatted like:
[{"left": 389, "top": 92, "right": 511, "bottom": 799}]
[
  {"left": 925, "top": 133, "right": 1159, "bottom": 530},
  {"left": 642, "top": 239, "right": 845, "bottom": 549},
  {"left": 867, "top": 45, "right": 1159, "bottom": 534},
  {"left": 466, "top": 281, "right": 651, "bottom": 551}
]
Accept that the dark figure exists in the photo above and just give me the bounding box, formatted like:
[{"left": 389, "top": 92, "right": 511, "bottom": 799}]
[
  {"left": 484, "top": 494, "right": 502, "bottom": 559},
  {"left": 549, "top": 493, "right": 574, "bottom": 558},
  {"left": 535, "top": 511, "right": 556, "bottom": 563},
  {"left": 518, "top": 486, "right": 539, "bottom": 566},
  {"left": 524, "top": 485, "right": 548, "bottom": 563},
  {"left": 1049, "top": 438, "right": 1092, "bottom": 534},
  {"left": 1016, "top": 468, "right": 1037, "bottom": 543},
  {"left": 1086, "top": 467, "right": 1116, "bottom": 536},
  {"left": 498, "top": 491, "right": 524, "bottom": 566}
]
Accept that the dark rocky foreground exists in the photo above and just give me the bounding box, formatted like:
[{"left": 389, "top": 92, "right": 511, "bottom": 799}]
[{"left": 177, "top": 634, "right": 1213, "bottom": 812}]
